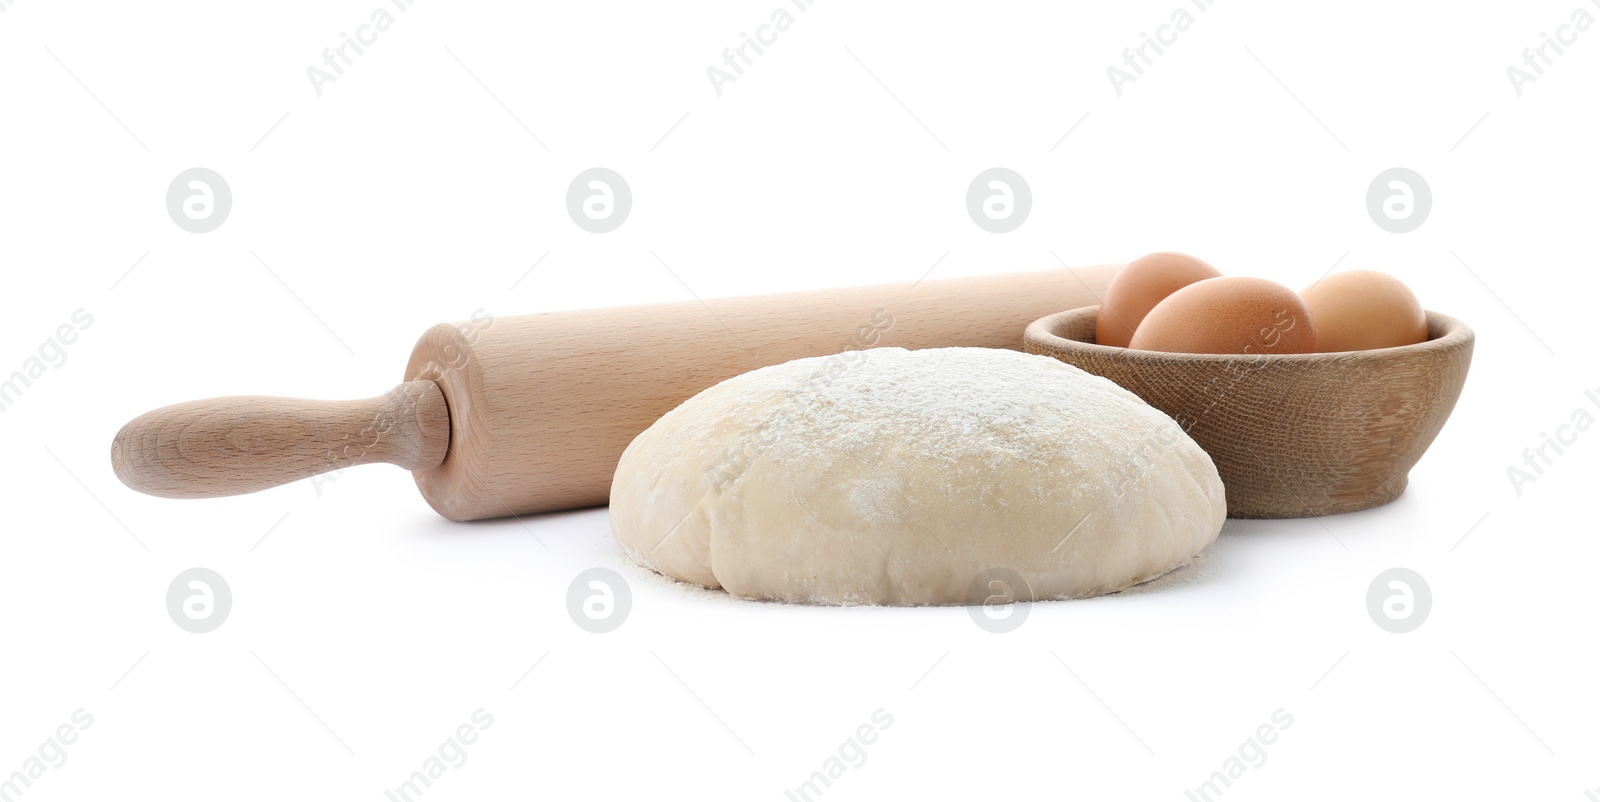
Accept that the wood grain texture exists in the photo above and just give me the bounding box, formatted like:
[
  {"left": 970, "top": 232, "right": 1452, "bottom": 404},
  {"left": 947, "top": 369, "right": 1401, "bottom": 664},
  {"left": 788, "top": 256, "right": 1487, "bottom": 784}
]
[
  {"left": 1023, "top": 306, "right": 1474, "bottom": 518},
  {"left": 112, "top": 380, "right": 448, "bottom": 499},
  {"left": 405, "top": 264, "right": 1122, "bottom": 520}
]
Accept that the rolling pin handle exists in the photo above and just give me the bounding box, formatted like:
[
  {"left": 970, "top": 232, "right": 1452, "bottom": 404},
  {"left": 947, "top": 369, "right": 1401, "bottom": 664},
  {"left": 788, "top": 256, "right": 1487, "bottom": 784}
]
[{"left": 110, "top": 380, "right": 450, "bottom": 499}]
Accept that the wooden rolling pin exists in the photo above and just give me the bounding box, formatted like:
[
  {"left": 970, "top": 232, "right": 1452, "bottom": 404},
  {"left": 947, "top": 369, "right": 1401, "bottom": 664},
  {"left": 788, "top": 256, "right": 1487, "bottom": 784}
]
[{"left": 112, "top": 264, "right": 1119, "bottom": 520}]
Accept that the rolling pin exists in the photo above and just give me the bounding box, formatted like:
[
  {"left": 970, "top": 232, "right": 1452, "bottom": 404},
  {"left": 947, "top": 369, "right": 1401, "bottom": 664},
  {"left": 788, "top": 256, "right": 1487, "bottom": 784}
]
[{"left": 112, "top": 264, "right": 1119, "bottom": 520}]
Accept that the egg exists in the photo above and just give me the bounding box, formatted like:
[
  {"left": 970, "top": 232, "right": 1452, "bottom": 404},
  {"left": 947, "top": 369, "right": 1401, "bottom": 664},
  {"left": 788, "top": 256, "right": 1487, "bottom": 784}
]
[
  {"left": 1300, "top": 270, "right": 1427, "bottom": 352},
  {"left": 1130, "top": 276, "right": 1317, "bottom": 355},
  {"left": 1094, "top": 252, "right": 1222, "bottom": 348}
]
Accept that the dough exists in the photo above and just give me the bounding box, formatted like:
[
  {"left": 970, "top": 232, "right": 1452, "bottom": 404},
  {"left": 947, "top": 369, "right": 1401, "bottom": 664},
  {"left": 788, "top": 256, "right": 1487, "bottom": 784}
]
[{"left": 609, "top": 347, "right": 1225, "bottom": 605}]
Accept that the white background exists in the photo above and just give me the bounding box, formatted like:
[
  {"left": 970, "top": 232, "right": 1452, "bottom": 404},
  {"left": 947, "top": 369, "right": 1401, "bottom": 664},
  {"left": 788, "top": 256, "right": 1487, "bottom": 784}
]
[{"left": 2, "top": 1, "right": 1597, "bottom": 799}]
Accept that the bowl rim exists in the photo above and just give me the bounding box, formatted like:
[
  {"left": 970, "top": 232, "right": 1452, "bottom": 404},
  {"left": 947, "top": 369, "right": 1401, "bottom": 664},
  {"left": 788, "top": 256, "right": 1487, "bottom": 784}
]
[{"left": 1024, "top": 306, "right": 1474, "bottom": 364}]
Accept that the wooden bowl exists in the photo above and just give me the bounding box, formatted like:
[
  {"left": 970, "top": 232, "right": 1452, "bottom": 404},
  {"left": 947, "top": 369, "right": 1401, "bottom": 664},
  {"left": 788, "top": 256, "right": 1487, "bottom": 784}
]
[{"left": 1023, "top": 307, "right": 1474, "bottom": 518}]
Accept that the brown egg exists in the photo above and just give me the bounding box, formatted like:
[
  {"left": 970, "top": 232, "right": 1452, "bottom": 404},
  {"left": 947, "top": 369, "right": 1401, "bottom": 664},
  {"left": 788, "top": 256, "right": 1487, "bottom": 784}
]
[
  {"left": 1131, "top": 276, "right": 1317, "bottom": 355},
  {"left": 1094, "top": 252, "right": 1222, "bottom": 348},
  {"left": 1300, "top": 270, "right": 1427, "bottom": 352}
]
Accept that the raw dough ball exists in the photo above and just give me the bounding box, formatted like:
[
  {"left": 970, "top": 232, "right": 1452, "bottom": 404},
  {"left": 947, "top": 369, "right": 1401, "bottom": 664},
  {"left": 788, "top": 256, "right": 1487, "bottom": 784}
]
[{"left": 609, "top": 347, "right": 1225, "bottom": 606}]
